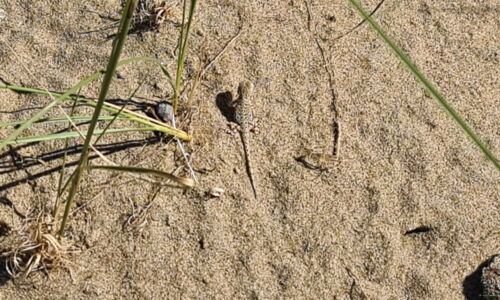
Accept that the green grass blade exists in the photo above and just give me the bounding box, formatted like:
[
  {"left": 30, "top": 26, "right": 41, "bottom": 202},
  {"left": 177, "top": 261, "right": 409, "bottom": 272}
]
[
  {"left": 348, "top": 0, "right": 499, "bottom": 171},
  {"left": 59, "top": 0, "right": 139, "bottom": 235},
  {"left": 0, "top": 115, "right": 127, "bottom": 129},
  {"left": 89, "top": 165, "right": 194, "bottom": 188},
  {"left": 173, "top": 0, "right": 198, "bottom": 112},
  {"left": 53, "top": 90, "right": 80, "bottom": 225},
  {"left": 159, "top": 63, "right": 175, "bottom": 92},
  {"left": 93, "top": 81, "right": 143, "bottom": 145},
  {"left": 173, "top": 0, "right": 188, "bottom": 112},
  {"left": 4, "top": 127, "right": 156, "bottom": 145}
]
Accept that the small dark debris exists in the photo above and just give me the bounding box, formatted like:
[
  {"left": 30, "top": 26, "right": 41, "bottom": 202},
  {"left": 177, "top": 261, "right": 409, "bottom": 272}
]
[
  {"left": 302, "top": 240, "right": 312, "bottom": 252},
  {"left": 0, "top": 220, "right": 10, "bottom": 237},
  {"left": 332, "top": 121, "right": 340, "bottom": 157},
  {"left": 0, "top": 196, "right": 26, "bottom": 219},
  {"left": 192, "top": 166, "right": 216, "bottom": 175},
  {"left": 404, "top": 226, "right": 433, "bottom": 235},
  {"left": 198, "top": 237, "right": 205, "bottom": 250},
  {"left": 277, "top": 267, "right": 290, "bottom": 290},
  {"left": 249, "top": 290, "right": 259, "bottom": 300},
  {"left": 0, "top": 196, "right": 13, "bottom": 208},
  {"left": 326, "top": 15, "right": 336, "bottom": 22},
  {"left": 350, "top": 279, "right": 368, "bottom": 300},
  {"left": 294, "top": 155, "right": 328, "bottom": 172}
]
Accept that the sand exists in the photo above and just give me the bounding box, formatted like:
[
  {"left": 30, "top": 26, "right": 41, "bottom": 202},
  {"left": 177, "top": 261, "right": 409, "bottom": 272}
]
[{"left": 0, "top": 0, "right": 498, "bottom": 299}]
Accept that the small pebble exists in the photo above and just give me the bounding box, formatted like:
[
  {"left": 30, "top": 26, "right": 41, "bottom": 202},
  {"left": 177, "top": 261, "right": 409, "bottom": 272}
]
[
  {"left": 155, "top": 101, "right": 173, "bottom": 123},
  {"left": 209, "top": 187, "right": 224, "bottom": 198}
]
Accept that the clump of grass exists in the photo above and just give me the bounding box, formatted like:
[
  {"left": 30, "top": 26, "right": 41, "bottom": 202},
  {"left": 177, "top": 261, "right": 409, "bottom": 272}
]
[
  {"left": 1, "top": 214, "right": 68, "bottom": 278},
  {"left": 0, "top": 0, "right": 199, "bottom": 275},
  {"left": 0, "top": 57, "right": 192, "bottom": 148},
  {"left": 348, "top": 0, "right": 499, "bottom": 171}
]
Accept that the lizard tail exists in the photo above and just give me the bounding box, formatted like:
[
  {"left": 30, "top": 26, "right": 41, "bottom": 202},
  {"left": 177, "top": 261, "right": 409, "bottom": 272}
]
[
  {"left": 241, "top": 132, "right": 258, "bottom": 200},
  {"left": 246, "top": 159, "right": 258, "bottom": 200}
]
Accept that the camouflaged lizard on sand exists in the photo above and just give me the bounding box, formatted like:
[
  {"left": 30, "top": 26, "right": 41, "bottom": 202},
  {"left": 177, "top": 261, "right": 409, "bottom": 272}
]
[{"left": 226, "top": 80, "right": 258, "bottom": 199}]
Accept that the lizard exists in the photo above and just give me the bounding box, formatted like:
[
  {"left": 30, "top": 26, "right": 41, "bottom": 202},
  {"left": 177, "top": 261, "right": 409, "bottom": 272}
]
[{"left": 226, "top": 80, "right": 258, "bottom": 200}]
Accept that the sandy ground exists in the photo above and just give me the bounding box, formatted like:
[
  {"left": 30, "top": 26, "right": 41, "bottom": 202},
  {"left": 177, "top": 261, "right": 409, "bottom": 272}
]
[{"left": 0, "top": 0, "right": 499, "bottom": 299}]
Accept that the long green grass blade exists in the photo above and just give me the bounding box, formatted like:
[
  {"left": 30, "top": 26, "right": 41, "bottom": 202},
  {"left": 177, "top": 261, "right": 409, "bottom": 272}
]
[
  {"left": 59, "top": 0, "right": 139, "bottom": 235},
  {"left": 93, "top": 82, "right": 143, "bottom": 145},
  {"left": 159, "top": 64, "right": 175, "bottom": 92},
  {"left": 348, "top": 0, "right": 499, "bottom": 170},
  {"left": 90, "top": 165, "right": 194, "bottom": 188},
  {"left": 4, "top": 127, "right": 155, "bottom": 145},
  {"left": 173, "top": 0, "right": 198, "bottom": 112},
  {"left": 0, "top": 115, "right": 127, "bottom": 129},
  {"left": 53, "top": 90, "right": 80, "bottom": 225}
]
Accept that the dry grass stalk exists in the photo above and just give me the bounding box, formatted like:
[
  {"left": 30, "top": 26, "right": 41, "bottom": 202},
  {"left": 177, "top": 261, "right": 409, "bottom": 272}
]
[{"left": 1, "top": 215, "right": 69, "bottom": 279}]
